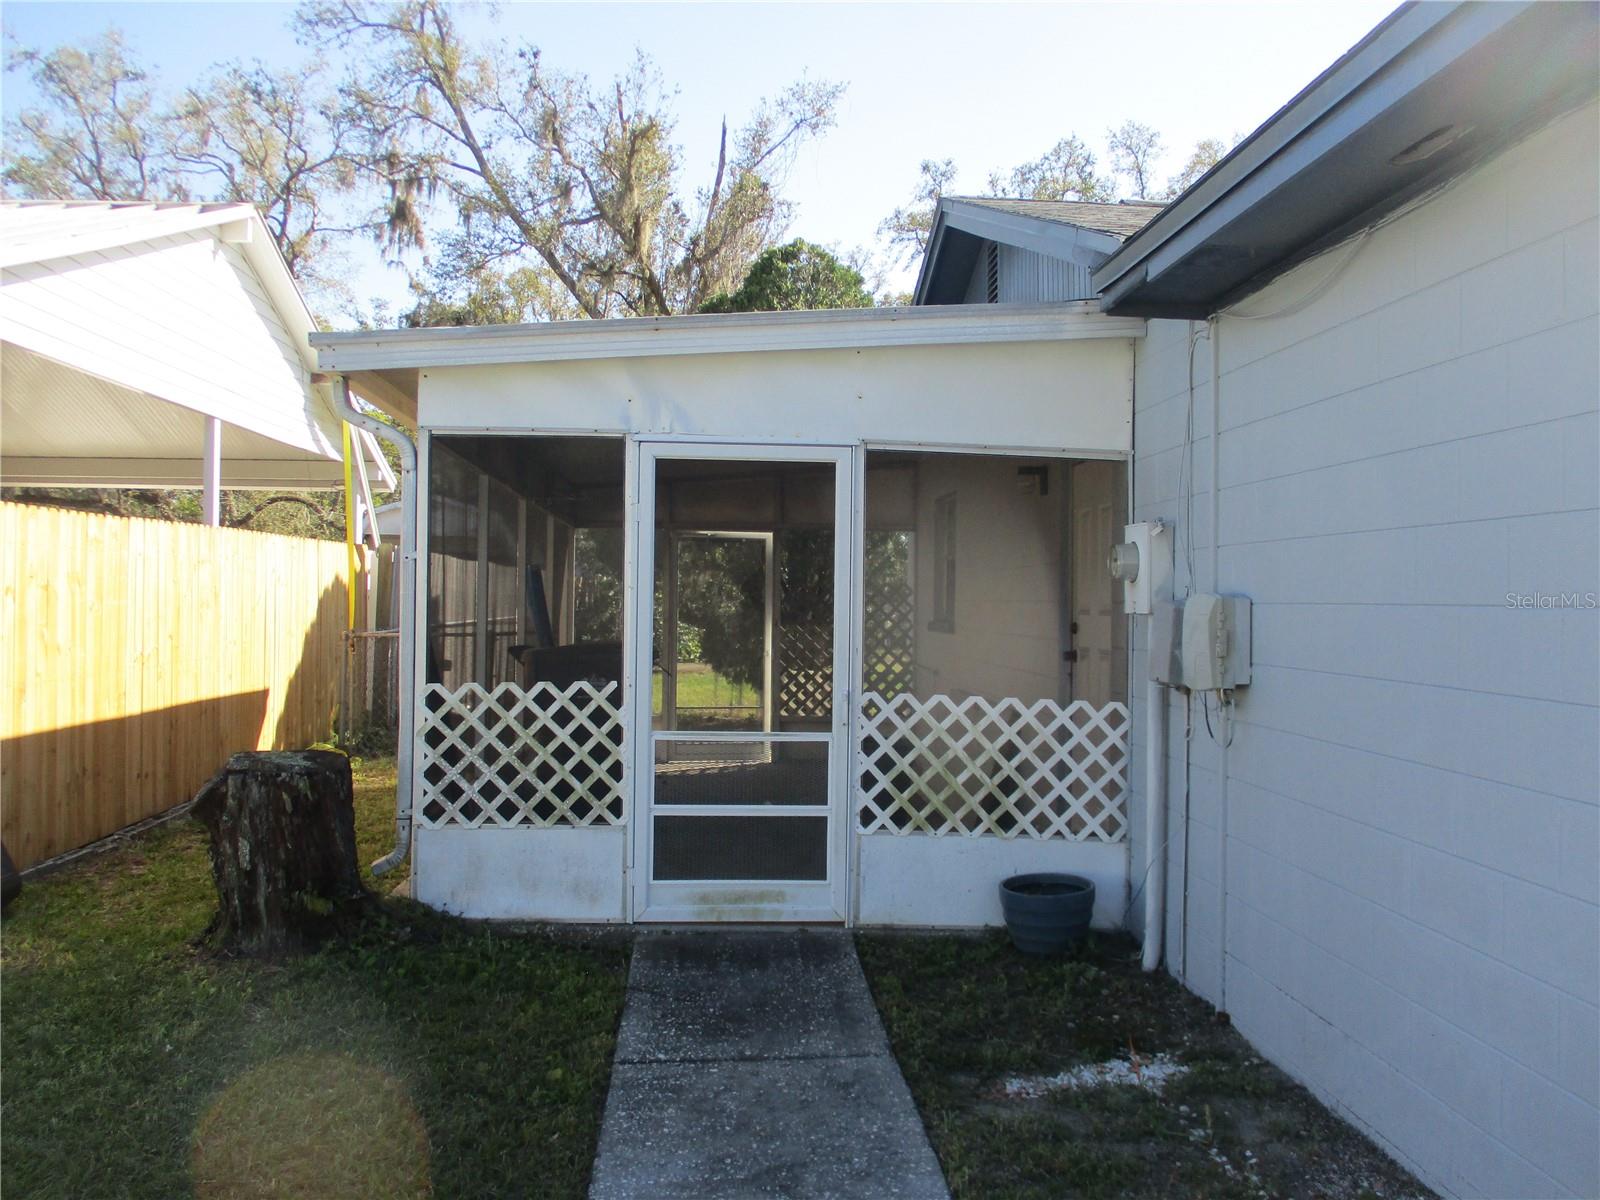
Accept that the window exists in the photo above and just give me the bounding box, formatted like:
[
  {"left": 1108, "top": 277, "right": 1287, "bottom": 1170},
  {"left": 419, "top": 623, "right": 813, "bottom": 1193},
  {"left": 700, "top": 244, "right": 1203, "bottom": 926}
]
[
  {"left": 984, "top": 242, "right": 1000, "bottom": 303},
  {"left": 931, "top": 491, "right": 956, "bottom": 632}
]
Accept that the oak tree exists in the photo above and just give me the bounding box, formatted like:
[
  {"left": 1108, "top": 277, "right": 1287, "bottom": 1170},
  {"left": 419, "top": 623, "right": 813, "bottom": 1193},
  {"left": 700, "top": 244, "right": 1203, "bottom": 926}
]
[{"left": 298, "top": 0, "right": 842, "bottom": 317}]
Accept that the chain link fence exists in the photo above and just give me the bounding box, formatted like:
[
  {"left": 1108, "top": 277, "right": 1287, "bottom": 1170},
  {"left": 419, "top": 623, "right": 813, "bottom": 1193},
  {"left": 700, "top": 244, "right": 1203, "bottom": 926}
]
[{"left": 341, "top": 629, "right": 401, "bottom": 754}]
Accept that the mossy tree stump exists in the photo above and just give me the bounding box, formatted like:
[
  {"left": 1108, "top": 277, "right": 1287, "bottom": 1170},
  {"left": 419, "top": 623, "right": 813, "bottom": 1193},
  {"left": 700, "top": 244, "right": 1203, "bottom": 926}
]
[{"left": 192, "top": 750, "right": 370, "bottom": 953}]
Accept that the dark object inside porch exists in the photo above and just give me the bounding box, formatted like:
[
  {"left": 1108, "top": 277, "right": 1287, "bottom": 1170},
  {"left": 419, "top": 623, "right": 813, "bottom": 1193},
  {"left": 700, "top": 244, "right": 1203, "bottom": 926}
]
[{"left": 509, "top": 641, "right": 623, "bottom": 688}]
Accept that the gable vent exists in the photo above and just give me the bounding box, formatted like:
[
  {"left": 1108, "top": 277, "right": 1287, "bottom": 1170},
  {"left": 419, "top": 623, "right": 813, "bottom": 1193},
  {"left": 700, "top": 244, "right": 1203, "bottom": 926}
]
[{"left": 985, "top": 242, "right": 1000, "bottom": 303}]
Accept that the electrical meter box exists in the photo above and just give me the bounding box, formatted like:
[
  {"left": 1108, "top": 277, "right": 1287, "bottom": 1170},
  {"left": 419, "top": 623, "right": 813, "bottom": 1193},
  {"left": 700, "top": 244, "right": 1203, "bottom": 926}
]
[
  {"left": 1178, "top": 593, "right": 1252, "bottom": 691},
  {"left": 1111, "top": 521, "right": 1171, "bottom": 615}
]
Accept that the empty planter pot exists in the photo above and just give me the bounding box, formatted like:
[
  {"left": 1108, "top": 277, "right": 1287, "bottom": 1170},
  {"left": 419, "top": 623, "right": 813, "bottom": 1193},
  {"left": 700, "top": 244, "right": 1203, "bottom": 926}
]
[{"left": 999, "top": 873, "right": 1095, "bottom": 955}]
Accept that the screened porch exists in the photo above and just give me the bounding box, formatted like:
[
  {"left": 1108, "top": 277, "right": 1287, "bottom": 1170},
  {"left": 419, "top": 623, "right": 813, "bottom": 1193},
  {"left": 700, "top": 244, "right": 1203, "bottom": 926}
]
[{"left": 311, "top": 300, "right": 1144, "bottom": 924}]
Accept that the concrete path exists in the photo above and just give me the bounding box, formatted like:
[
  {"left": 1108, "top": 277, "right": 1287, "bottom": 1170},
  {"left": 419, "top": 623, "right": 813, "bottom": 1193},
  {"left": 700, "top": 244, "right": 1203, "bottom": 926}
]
[{"left": 589, "top": 930, "right": 950, "bottom": 1200}]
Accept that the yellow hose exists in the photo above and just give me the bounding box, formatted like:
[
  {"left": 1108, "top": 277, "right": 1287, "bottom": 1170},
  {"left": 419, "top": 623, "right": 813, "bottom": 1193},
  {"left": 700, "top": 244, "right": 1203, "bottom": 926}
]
[{"left": 342, "top": 422, "right": 358, "bottom": 631}]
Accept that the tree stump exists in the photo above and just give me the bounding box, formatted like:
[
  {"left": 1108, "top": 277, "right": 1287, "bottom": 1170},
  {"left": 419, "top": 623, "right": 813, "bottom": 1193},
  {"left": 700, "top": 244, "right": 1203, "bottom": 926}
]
[{"left": 191, "top": 750, "right": 370, "bottom": 953}]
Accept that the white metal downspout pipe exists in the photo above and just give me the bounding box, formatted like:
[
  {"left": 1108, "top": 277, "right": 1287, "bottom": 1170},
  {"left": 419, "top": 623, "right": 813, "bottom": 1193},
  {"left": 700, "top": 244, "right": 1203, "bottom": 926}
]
[
  {"left": 1139, "top": 519, "right": 1174, "bottom": 973},
  {"left": 1142, "top": 673, "right": 1169, "bottom": 971},
  {"left": 333, "top": 378, "right": 418, "bottom": 876}
]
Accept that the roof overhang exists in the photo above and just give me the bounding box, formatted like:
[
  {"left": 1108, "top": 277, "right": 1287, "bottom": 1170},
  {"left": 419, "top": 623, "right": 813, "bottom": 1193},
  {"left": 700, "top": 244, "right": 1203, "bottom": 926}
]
[
  {"left": 1092, "top": 1, "right": 1600, "bottom": 318},
  {"left": 0, "top": 202, "right": 395, "bottom": 490},
  {"left": 914, "top": 200, "right": 1126, "bottom": 305},
  {"left": 0, "top": 202, "right": 258, "bottom": 270},
  {"left": 313, "top": 302, "right": 1146, "bottom": 419},
  {"left": 1, "top": 342, "right": 393, "bottom": 489}
]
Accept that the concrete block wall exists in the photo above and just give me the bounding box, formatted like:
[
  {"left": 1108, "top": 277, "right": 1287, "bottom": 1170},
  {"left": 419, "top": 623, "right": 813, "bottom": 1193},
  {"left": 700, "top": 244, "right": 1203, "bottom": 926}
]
[{"left": 1128, "top": 103, "right": 1599, "bottom": 1199}]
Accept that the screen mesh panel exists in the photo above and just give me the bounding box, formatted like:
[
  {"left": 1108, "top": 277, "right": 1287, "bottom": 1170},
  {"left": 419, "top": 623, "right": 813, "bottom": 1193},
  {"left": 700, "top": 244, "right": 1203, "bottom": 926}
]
[
  {"left": 654, "top": 741, "right": 827, "bottom": 806},
  {"left": 652, "top": 815, "right": 828, "bottom": 881}
]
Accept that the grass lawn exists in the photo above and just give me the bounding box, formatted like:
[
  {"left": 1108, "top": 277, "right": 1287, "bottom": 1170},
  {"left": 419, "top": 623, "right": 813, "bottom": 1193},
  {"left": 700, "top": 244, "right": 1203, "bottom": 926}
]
[
  {"left": 1, "top": 757, "right": 630, "bottom": 1200},
  {"left": 857, "top": 931, "right": 1432, "bottom": 1200},
  {"left": 653, "top": 662, "right": 761, "bottom": 730}
]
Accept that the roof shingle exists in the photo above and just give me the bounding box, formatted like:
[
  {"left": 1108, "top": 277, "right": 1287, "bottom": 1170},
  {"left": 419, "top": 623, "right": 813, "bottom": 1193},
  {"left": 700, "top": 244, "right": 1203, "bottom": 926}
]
[{"left": 945, "top": 196, "right": 1164, "bottom": 239}]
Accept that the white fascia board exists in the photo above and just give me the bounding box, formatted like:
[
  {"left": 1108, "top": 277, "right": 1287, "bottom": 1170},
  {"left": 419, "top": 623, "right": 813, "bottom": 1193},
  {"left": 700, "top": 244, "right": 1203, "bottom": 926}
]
[
  {"left": 911, "top": 211, "right": 951, "bottom": 305},
  {"left": 938, "top": 200, "right": 1126, "bottom": 268},
  {"left": 1090, "top": 2, "right": 1493, "bottom": 297},
  {"left": 0, "top": 203, "right": 260, "bottom": 271},
  {"left": 312, "top": 303, "right": 1145, "bottom": 373}
]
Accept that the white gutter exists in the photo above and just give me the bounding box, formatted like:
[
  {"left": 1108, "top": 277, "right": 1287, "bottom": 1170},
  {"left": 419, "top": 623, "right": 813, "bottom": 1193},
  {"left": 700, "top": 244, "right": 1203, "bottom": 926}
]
[
  {"left": 333, "top": 378, "right": 418, "bottom": 876},
  {"left": 310, "top": 302, "right": 1145, "bottom": 372}
]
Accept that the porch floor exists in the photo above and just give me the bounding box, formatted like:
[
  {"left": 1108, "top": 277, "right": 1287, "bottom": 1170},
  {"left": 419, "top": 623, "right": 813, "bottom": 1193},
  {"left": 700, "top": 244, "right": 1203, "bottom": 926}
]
[{"left": 588, "top": 930, "right": 949, "bottom": 1200}]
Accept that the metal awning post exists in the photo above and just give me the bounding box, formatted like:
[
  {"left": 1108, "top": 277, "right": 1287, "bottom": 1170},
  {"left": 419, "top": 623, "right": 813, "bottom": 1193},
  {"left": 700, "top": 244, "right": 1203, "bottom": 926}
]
[{"left": 202, "top": 417, "right": 222, "bottom": 526}]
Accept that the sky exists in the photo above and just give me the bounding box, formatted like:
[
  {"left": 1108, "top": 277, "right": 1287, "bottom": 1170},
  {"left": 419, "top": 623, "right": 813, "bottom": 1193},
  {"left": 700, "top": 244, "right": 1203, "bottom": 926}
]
[{"left": 2, "top": 0, "right": 1398, "bottom": 314}]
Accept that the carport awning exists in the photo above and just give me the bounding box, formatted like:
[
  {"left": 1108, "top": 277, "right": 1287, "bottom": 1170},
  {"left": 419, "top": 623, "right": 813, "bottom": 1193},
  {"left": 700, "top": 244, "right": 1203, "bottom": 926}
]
[
  {"left": 1, "top": 342, "right": 390, "bottom": 488},
  {"left": 0, "top": 201, "right": 395, "bottom": 491}
]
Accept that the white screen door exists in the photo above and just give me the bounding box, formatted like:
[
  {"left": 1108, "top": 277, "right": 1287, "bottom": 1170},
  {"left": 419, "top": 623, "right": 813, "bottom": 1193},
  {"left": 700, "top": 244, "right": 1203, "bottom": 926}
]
[{"left": 628, "top": 442, "right": 853, "bottom": 922}]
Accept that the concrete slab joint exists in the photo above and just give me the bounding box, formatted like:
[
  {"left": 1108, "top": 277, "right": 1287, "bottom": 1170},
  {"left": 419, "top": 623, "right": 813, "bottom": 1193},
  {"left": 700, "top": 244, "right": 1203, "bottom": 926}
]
[{"left": 589, "top": 930, "right": 950, "bottom": 1200}]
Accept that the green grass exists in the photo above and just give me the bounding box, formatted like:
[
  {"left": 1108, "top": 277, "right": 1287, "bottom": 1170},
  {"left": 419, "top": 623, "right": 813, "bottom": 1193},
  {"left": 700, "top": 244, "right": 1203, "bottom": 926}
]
[
  {"left": 856, "top": 931, "right": 1432, "bottom": 1200},
  {"left": 1, "top": 758, "right": 630, "bottom": 1200},
  {"left": 653, "top": 663, "right": 760, "bottom": 730}
]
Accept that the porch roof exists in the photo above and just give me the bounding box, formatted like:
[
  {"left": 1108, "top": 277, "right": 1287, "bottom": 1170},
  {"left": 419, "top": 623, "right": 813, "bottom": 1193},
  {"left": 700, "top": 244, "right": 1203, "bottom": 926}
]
[{"left": 310, "top": 302, "right": 1144, "bottom": 425}]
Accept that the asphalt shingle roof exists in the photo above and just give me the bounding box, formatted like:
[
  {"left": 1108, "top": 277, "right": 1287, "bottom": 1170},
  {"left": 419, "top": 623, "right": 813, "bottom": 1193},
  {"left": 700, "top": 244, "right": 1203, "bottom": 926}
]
[{"left": 946, "top": 196, "right": 1164, "bottom": 240}]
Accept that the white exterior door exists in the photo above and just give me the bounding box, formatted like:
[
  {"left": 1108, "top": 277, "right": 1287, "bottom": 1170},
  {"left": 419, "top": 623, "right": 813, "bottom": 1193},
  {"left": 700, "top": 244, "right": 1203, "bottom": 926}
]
[{"left": 627, "top": 441, "right": 854, "bottom": 923}]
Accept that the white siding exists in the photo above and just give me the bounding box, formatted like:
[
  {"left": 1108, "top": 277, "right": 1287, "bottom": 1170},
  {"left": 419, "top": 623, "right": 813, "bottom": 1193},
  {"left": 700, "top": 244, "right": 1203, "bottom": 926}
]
[
  {"left": 960, "top": 240, "right": 1097, "bottom": 303},
  {"left": 1129, "top": 103, "right": 1599, "bottom": 1199},
  {"left": 998, "top": 243, "right": 1094, "bottom": 302},
  {"left": 0, "top": 230, "right": 336, "bottom": 456}
]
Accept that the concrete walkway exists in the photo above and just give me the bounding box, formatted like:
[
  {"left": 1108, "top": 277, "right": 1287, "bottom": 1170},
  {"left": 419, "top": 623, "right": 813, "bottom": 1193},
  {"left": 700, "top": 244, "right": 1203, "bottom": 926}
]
[{"left": 589, "top": 930, "right": 950, "bottom": 1200}]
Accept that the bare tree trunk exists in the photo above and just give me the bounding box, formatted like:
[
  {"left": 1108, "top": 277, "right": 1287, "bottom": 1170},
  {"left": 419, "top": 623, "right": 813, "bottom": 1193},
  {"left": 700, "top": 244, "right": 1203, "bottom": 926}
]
[{"left": 191, "top": 751, "right": 370, "bottom": 953}]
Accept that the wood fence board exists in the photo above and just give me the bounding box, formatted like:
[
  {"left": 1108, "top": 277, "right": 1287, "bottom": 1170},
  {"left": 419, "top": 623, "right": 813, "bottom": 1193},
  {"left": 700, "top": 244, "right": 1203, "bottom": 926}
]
[{"left": 0, "top": 502, "right": 366, "bottom": 868}]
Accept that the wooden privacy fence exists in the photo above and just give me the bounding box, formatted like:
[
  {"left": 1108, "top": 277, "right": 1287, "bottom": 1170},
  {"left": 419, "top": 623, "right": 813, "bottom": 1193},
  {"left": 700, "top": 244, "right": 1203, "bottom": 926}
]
[{"left": 1, "top": 503, "right": 367, "bottom": 869}]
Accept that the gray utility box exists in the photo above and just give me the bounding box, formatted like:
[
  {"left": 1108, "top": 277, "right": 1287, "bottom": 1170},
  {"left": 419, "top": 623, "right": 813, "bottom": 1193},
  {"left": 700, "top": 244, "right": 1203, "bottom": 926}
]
[{"left": 1148, "top": 593, "right": 1252, "bottom": 692}]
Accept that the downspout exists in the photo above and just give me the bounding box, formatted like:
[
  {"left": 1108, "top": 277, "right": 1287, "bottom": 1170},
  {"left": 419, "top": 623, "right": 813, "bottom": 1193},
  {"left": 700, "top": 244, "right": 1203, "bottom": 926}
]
[
  {"left": 333, "top": 377, "right": 418, "bottom": 877},
  {"left": 1210, "top": 316, "right": 1231, "bottom": 1009},
  {"left": 1140, "top": 520, "right": 1173, "bottom": 972},
  {"left": 1142, "top": 669, "right": 1170, "bottom": 971}
]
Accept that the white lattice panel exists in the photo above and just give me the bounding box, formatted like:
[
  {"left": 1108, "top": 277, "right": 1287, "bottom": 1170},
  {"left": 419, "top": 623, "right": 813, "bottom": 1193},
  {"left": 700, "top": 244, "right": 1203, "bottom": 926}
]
[
  {"left": 779, "top": 621, "right": 833, "bottom": 719},
  {"left": 862, "top": 567, "right": 915, "bottom": 698},
  {"left": 418, "top": 681, "right": 624, "bottom": 828},
  {"left": 857, "top": 692, "right": 1129, "bottom": 841}
]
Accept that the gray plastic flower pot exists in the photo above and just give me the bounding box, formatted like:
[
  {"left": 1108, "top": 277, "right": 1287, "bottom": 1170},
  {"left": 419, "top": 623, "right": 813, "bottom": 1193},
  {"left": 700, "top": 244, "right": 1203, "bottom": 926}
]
[{"left": 999, "top": 872, "right": 1095, "bottom": 955}]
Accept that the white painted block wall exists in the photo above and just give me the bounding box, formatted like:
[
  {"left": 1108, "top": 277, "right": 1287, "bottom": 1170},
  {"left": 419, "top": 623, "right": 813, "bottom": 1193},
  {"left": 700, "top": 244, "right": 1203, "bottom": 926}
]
[{"left": 1129, "top": 104, "right": 1599, "bottom": 1199}]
